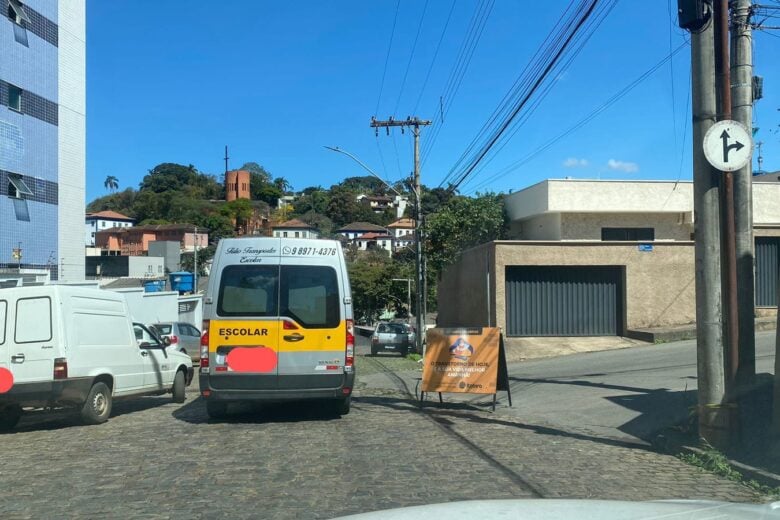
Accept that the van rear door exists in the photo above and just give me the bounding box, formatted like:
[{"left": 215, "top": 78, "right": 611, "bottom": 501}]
[
  {"left": 210, "top": 258, "right": 281, "bottom": 389},
  {"left": 0, "top": 297, "right": 9, "bottom": 387},
  {"left": 10, "top": 293, "right": 55, "bottom": 385},
  {"left": 277, "top": 258, "right": 346, "bottom": 391}
]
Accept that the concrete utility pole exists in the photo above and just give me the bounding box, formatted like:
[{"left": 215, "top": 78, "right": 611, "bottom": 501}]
[
  {"left": 730, "top": 0, "right": 756, "bottom": 389},
  {"left": 685, "top": 0, "right": 730, "bottom": 447},
  {"left": 193, "top": 227, "right": 199, "bottom": 294},
  {"left": 371, "top": 116, "right": 432, "bottom": 354}
]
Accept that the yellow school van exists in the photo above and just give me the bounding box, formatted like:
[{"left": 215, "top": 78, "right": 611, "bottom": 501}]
[{"left": 199, "top": 238, "right": 355, "bottom": 419}]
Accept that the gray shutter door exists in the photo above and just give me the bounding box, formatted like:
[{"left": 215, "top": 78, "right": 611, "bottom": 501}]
[
  {"left": 506, "top": 266, "right": 622, "bottom": 336},
  {"left": 755, "top": 237, "right": 779, "bottom": 307}
]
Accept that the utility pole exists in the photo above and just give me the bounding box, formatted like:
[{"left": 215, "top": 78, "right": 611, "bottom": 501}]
[
  {"left": 730, "top": 0, "right": 756, "bottom": 390},
  {"left": 193, "top": 226, "right": 199, "bottom": 294},
  {"left": 715, "top": 0, "right": 740, "bottom": 413},
  {"left": 371, "top": 117, "right": 432, "bottom": 354},
  {"left": 681, "top": 0, "right": 729, "bottom": 448}
]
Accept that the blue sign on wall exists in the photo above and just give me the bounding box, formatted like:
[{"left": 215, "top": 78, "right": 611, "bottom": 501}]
[{"left": 638, "top": 244, "right": 654, "bottom": 252}]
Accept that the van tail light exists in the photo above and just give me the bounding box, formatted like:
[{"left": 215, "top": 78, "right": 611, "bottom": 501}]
[
  {"left": 53, "top": 358, "right": 68, "bottom": 380},
  {"left": 200, "top": 320, "right": 210, "bottom": 370},
  {"left": 170, "top": 335, "right": 179, "bottom": 344},
  {"left": 345, "top": 319, "right": 354, "bottom": 372}
]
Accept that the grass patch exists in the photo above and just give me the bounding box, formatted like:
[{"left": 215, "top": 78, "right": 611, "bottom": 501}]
[
  {"left": 355, "top": 354, "right": 421, "bottom": 375},
  {"left": 678, "top": 443, "right": 780, "bottom": 498}
]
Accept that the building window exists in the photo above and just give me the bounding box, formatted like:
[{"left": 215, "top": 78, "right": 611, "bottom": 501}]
[
  {"left": 7, "top": 173, "right": 33, "bottom": 198},
  {"left": 601, "top": 228, "right": 655, "bottom": 241},
  {"left": 7, "top": 0, "right": 30, "bottom": 25},
  {"left": 283, "top": 231, "right": 288, "bottom": 237},
  {"left": 295, "top": 231, "right": 300, "bottom": 238},
  {"left": 8, "top": 84, "right": 23, "bottom": 112}
]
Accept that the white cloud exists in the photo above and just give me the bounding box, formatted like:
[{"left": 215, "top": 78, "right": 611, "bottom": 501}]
[
  {"left": 562, "top": 157, "right": 588, "bottom": 168},
  {"left": 607, "top": 159, "right": 639, "bottom": 173}
]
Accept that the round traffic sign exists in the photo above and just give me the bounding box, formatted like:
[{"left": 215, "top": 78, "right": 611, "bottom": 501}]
[{"left": 703, "top": 120, "right": 753, "bottom": 172}]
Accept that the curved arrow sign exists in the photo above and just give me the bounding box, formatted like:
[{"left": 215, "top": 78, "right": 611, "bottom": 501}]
[{"left": 703, "top": 120, "right": 753, "bottom": 172}]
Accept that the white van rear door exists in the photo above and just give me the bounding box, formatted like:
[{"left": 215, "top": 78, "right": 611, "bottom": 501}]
[
  {"left": 11, "top": 295, "right": 55, "bottom": 384},
  {"left": 0, "top": 298, "right": 9, "bottom": 385}
]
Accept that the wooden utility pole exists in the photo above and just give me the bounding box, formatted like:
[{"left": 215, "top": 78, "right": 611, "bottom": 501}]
[{"left": 371, "top": 116, "right": 432, "bottom": 354}]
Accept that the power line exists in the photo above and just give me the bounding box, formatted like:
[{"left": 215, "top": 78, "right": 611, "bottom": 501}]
[
  {"left": 464, "top": 40, "right": 689, "bottom": 194},
  {"left": 412, "top": 0, "right": 458, "bottom": 115},
  {"left": 394, "top": 0, "right": 430, "bottom": 114},
  {"left": 420, "top": 0, "right": 495, "bottom": 164},
  {"left": 446, "top": 0, "right": 608, "bottom": 193},
  {"left": 375, "top": 0, "right": 401, "bottom": 116}
]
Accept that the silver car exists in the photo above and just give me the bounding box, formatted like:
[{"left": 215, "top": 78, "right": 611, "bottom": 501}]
[
  {"left": 151, "top": 322, "right": 201, "bottom": 363},
  {"left": 371, "top": 322, "right": 414, "bottom": 357}
]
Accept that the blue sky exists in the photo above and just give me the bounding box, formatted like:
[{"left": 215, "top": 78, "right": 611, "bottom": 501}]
[{"left": 85, "top": 1, "right": 780, "bottom": 202}]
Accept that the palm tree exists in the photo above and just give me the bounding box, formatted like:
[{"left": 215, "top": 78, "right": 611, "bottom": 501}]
[
  {"left": 104, "top": 175, "right": 119, "bottom": 193},
  {"left": 273, "top": 177, "right": 292, "bottom": 193}
]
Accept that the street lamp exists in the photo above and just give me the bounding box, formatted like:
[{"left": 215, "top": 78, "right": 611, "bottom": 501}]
[{"left": 323, "top": 146, "right": 402, "bottom": 196}]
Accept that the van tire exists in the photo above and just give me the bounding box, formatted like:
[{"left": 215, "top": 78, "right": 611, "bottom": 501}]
[
  {"left": 370, "top": 347, "right": 377, "bottom": 356},
  {"left": 172, "top": 370, "right": 186, "bottom": 403},
  {"left": 80, "top": 382, "right": 112, "bottom": 425},
  {"left": 333, "top": 396, "right": 351, "bottom": 416},
  {"left": 206, "top": 401, "right": 228, "bottom": 420},
  {"left": 0, "top": 405, "right": 22, "bottom": 431}
]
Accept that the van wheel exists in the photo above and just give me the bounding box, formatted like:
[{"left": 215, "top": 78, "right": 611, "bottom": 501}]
[
  {"left": 80, "top": 382, "right": 112, "bottom": 425},
  {"left": 172, "top": 370, "right": 186, "bottom": 403},
  {"left": 399, "top": 347, "right": 408, "bottom": 358},
  {"left": 370, "top": 347, "right": 378, "bottom": 356},
  {"left": 333, "top": 396, "right": 351, "bottom": 416},
  {"left": 0, "top": 405, "right": 22, "bottom": 431},
  {"left": 206, "top": 401, "right": 228, "bottom": 420}
]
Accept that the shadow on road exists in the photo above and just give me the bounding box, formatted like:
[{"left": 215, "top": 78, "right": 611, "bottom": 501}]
[
  {"left": 172, "top": 396, "right": 344, "bottom": 425},
  {"left": 1, "top": 395, "right": 178, "bottom": 434},
  {"left": 357, "top": 394, "right": 654, "bottom": 453}
]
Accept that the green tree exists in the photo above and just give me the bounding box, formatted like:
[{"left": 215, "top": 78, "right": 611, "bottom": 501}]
[
  {"left": 347, "top": 251, "right": 399, "bottom": 323},
  {"left": 425, "top": 193, "right": 507, "bottom": 274},
  {"left": 240, "top": 162, "right": 272, "bottom": 184},
  {"left": 292, "top": 189, "right": 330, "bottom": 216},
  {"left": 273, "top": 177, "right": 292, "bottom": 194},
  {"left": 87, "top": 188, "right": 137, "bottom": 216},
  {"left": 325, "top": 187, "right": 383, "bottom": 228},
  {"left": 104, "top": 175, "right": 119, "bottom": 193}
]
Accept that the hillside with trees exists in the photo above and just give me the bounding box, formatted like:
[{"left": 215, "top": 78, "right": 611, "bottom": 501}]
[{"left": 87, "top": 161, "right": 507, "bottom": 322}]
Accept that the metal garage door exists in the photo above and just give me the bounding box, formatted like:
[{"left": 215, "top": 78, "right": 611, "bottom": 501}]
[
  {"left": 505, "top": 266, "right": 622, "bottom": 336},
  {"left": 756, "top": 237, "right": 779, "bottom": 307}
]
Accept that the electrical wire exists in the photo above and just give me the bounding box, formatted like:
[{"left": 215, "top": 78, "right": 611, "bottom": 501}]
[
  {"left": 375, "top": 0, "right": 401, "bottom": 117},
  {"left": 463, "top": 40, "right": 689, "bottom": 194},
  {"left": 420, "top": 0, "right": 495, "bottom": 164},
  {"left": 412, "top": 0, "right": 458, "bottom": 115},
  {"left": 445, "top": 0, "right": 608, "bottom": 193},
  {"left": 394, "top": 0, "right": 430, "bottom": 115}
]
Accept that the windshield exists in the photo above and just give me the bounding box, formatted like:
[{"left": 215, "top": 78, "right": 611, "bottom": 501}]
[{"left": 6, "top": 2, "right": 776, "bottom": 518}]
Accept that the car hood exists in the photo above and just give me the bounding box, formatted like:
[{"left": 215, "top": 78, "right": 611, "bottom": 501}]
[{"left": 333, "top": 499, "right": 780, "bottom": 520}]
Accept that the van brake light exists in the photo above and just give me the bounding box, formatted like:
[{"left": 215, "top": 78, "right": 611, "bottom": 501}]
[
  {"left": 200, "top": 320, "right": 210, "bottom": 370},
  {"left": 53, "top": 358, "right": 68, "bottom": 380},
  {"left": 345, "top": 319, "right": 354, "bottom": 372},
  {"left": 170, "top": 335, "right": 179, "bottom": 344}
]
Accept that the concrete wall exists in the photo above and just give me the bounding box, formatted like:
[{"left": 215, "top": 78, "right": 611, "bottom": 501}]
[
  {"left": 559, "top": 212, "right": 692, "bottom": 241},
  {"left": 509, "top": 213, "right": 561, "bottom": 240},
  {"left": 438, "top": 241, "right": 697, "bottom": 334},
  {"left": 58, "top": 0, "right": 86, "bottom": 281},
  {"left": 753, "top": 182, "right": 780, "bottom": 225},
  {"left": 437, "top": 243, "right": 496, "bottom": 328}
]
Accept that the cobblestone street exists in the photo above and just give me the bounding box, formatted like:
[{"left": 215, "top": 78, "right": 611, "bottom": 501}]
[{"left": 0, "top": 356, "right": 768, "bottom": 519}]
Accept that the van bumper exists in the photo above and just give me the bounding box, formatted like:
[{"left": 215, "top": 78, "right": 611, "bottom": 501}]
[
  {"left": 199, "top": 372, "right": 355, "bottom": 402},
  {"left": 0, "top": 378, "right": 93, "bottom": 408}
]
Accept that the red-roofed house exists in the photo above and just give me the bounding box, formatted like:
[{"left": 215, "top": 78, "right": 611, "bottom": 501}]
[
  {"left": 354, "top": 232, "right": 394, "bottom": 254},
  {"left": 86, "top": 211, "right": 135, "bottom": 246}
]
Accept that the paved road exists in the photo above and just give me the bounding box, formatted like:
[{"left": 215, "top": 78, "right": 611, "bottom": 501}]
[
  {"left": 0, "top": 339, "right": 770, "bottom": 518},
  {"left": 362, "top": 331, "right": 776, "bottom": 445}
]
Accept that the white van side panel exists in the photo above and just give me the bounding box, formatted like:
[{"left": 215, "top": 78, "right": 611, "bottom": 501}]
[{"left": 62, "top": 292, "right": 146, "bottom": 393}]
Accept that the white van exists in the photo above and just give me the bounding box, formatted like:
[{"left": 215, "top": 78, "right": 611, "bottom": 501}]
[
  {"left": 199, "top": 238, "right": 355, "bottom": 419},
  {"left": 0, "top": 286, "right": 193, "bottom": 429}
]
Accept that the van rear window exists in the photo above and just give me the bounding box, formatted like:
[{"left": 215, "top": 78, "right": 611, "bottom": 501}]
[
  {"left": 280, "top": 266, "right": 339, "bottom": 328},
  {"left": 218, "top": 265, "right": 279, "bottom": 317}
]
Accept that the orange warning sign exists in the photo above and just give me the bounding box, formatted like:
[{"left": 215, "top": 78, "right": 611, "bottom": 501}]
[{"left": 422, "top": 327, "right": 501, "bottom": 394}]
